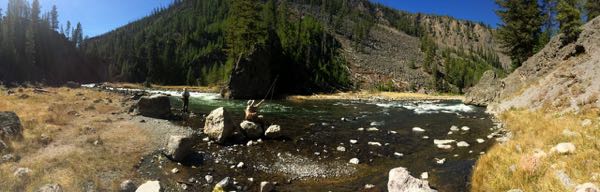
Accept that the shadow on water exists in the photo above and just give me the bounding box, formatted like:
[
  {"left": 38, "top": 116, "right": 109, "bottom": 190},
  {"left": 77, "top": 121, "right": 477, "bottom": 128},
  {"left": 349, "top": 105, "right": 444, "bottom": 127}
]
[{"left": 151, "top": 93, "right": 496, "bottom": 191}]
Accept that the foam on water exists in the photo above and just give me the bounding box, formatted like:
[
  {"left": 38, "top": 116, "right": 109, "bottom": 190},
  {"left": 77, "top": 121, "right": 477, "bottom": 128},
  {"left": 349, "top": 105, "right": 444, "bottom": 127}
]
[
  {"left": 81, "top": 83, "right": 221, "bottom": 100},
  {"left": 374, "top": 101, "right": 475, "bottom": 114}
]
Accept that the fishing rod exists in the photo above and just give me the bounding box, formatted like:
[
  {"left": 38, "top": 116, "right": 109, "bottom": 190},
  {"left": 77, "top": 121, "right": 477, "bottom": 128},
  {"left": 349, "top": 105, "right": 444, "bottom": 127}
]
[{"left": 262, "top": 75, "right": 279, "bottom": 101}]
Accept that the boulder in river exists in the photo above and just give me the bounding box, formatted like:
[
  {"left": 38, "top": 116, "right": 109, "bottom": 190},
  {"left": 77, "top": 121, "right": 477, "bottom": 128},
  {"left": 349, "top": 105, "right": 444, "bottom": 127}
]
[
  {"left": 36, "top": 183, "right": 63, "bottom": 192},
  {"left": 0, "top": 111, "right": 23, "bottom": 140},
  {"left": 264, "top": 125, "right": 282, "bottom": 139},
  {"left": 204, "top": 107, "right": 234, "bottom": 143},
  {"left": 136, "top": 94, "right": 172, "bottom": 119},
  {"left": 240, "top": 121, "right": 264, "bottom": 140},
  {"left": 387, "top": 167, "right": 437, "bottom": 192},
  {"left": 135, "top": 180, "right": 160, "bottom": 192},
  {"left": 163, "top": 135, "right": 196, "bottom": 162}
]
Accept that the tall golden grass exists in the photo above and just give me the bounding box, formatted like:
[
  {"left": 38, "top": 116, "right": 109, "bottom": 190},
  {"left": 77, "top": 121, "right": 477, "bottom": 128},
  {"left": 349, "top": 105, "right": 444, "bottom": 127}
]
[
  {"left": 0, "top": 87, "right": 151, "bottom": 191},
  {"left": 472, "top": 109, "right": 600, "bottom": 191}
]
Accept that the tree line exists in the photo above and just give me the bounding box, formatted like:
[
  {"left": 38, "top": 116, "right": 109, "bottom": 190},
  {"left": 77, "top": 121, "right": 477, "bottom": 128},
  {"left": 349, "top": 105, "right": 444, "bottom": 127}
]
[
  {"left": 495, "top": 0, "right": 599, "bottom": 70},
  {"left": 0, "top": 0, "right": 103, "bottom": 85}
]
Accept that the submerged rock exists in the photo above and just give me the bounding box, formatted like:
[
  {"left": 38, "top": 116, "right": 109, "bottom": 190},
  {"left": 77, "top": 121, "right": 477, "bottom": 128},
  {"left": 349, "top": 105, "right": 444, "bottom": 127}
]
[
  {"left": 387, "top": 167, "right": 437, "bottom": 192},
  {"left": 457, "top": 141, "right": 470, "bottom": 147},
  {"left": 36, "top": 183, "right": 63, "bottom": 192},
  {"left": 240, "top": 121, "right": 264, "bottom": 139},
  {"left": 204, "top": 107, "right": 234, "bottom": 143},
  {"left": 135, "top": 180, "right": 160, "bottom": 192},
  {"left": 136, "top": 94, "right": 172, "bottom": 119},
  {"left": 434, "top": 139, "right": 455, "bottom": 145},
  {"left": 0, "top": 111, "right": 23, "bottom": 140},
  {"left": 163, "top": 135, "right": 196, "bottom": 162},
  {"left": 349, "top": 158, "right": 360, "bottom": 164}
]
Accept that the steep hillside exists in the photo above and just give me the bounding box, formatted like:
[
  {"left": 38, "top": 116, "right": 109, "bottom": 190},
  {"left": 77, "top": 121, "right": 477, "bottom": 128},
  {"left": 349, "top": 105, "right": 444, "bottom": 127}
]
[
  {"left": 466, "top": 16, "right": 600, "bottom": 113},
  {"left": 85, "top": 0, "right": 508, "bottom": 96}
]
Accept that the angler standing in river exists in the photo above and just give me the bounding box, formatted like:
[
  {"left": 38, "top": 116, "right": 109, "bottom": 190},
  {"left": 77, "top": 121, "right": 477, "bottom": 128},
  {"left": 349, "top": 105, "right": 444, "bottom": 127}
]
[
  {"left": 182, "top": 88, "right": 190, "bottom": 113},
  {"left": 245, "top": 99, "right": 265, "bottom": 123}
]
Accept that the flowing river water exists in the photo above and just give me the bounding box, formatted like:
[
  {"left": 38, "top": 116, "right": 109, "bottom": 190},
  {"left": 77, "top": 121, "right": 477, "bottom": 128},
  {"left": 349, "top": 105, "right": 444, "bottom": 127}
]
[{"left": 90, "top": 86, "right": 498, "bottom": 192}]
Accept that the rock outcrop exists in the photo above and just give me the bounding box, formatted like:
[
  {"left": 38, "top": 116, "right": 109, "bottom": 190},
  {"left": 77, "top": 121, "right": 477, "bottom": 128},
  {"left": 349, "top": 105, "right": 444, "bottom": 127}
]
[
  {"left": 136, "top": 94, "right": 172, "bottom": 119},
  {"left": 221, "top": 46, "right": 277, "bottom": 99},
  {"left": 387, "top": 167, "right": 437, "bottom": 192},
  {"left": 0, "top": 111, "right": 23, "bottom": 140},
  {"left": 468, "top": 16, "right": 600, "bottom": 113},
  {"left": 203, "top": 107, "right": 234, "bottom": 143},
  {"left": 464, "top": 70, "right": 502, "bottom": 106}
]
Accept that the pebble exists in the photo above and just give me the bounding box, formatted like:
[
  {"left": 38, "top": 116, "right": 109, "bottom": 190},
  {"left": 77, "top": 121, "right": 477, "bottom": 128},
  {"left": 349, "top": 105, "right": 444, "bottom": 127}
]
[
  {"left": 260, "top": 181, "right": 275, "bottom": 192},
  {"left": 237, "top": 162, "right": 245, "bottom": 168},
  {"left": 412, "top": 127, "right": 426, "bottom": 132},
  {"left": 434, "top": 139, "right": 455, "bottom": 145},
  {"left": 368, "top": 142, "right": 382, "bottom": 147},
  {"left": 364, "top": 184, "right": 375, "bottom": 189},
  {"left": 171, "top": 168, "right": 179, "bottom": 174},
  {"left": 448, "top": 131, "right": 453, "bottom": 135},
  {"left": 205, "top": 175, "right": 214, "bottom": 183},
  {"left": 450, "top": 125, "right": 459, "bottom": 131},
  {"left": 421, "top": 172, "right": 429, "bottom": 179},
  {"left": 457, "top": 141, "right": 470, "bottom": 147},
  {"left": 461, "top": 126, "right": 470, "bottom": 131},
  {"left": 247, "top": 178, "right": 254, "bottom": 183},
  {"left": 389, "top": 130, "right": 398, "bottom": 134},
  {"left": 394, "top": 152, "right": 404, "bottom": 157},
  {"left": 476, "top": 138, "right": 485, "bottom": 143},
  {"left": 314, "top": 152, "right": 321, "bottom": 156},
  {"left": 422, "top": 136, "right": 429, "bottom": 139},
  {"left": 202, "top": 137, "right": 210, "bottom": 142},
  {"left": 435, "top": 158, "right": 446, "bottom": 164},
  {"left": 350, "top": 139, "right": 358, "bottom": 144},
  {"left": 247, "top": 140, "right": 254, "bottom": 146},
  {"left": 349, "top": 158, "right": 360, "bottom": 164},
  {"left": 436, "top": 144, "right": 452, "bottom": 149},
  {"left": 357, "top": 128, "right": 365, "bottom": 131},
  {"left": 336, "top": 146, "right": 346, "bottom": 152},
  {"left": 367, "top": 127, "right": 379, "bottom": 132}
]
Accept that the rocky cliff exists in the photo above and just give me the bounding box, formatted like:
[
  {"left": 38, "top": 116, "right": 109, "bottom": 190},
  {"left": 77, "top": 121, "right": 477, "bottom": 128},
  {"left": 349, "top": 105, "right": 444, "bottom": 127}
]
[{"left": 466, "top": 16, "right": 600, "bottom": 113}]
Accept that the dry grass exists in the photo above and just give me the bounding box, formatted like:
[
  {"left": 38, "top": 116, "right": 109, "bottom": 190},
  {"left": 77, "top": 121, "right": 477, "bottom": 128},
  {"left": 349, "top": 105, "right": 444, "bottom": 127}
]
[
  {"left": 0, "top": 87, "right": 152, "bottom": 191},
  {"left": 287, "top": 91, "right": 464, "bottom": 101},
  {"left": 472, "top": 109, "right": 600, "bottom": 192},
  {"left": 108, "top": 82, "right": 219, "bottom": 93}
]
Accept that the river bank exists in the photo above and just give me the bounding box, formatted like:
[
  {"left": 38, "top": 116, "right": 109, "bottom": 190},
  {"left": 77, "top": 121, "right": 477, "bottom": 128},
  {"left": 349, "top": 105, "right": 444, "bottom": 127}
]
[{"left": 0, "top": 86, "right": 193, "bottom": 191}]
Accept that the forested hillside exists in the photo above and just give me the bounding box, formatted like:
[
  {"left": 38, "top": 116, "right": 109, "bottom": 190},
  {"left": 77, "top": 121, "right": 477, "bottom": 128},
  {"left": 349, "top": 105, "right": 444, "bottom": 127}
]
[
  {"left": 85, "top": 0, "right": 508, "bottom": 95},
  {"left": 0, "top": 0, "right": 105, "bottom": 85}
]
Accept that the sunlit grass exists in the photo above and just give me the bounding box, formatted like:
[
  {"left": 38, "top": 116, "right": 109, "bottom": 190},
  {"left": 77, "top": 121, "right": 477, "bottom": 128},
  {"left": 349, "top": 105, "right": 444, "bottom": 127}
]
[
  {"left": 0, "top": 87, "right": 151, "bottom": 191},
  {"left": 472, "top": 109, "right": 600, "bottom": 191}
]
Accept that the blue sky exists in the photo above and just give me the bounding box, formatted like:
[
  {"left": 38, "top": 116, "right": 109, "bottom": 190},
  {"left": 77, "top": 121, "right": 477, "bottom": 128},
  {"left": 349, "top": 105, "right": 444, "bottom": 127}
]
[
  {"left": 372, "top": 0, "right": 501, "bottom": 27},
  {"left": 0, "top": 0, "right": 501, "bottom": 37}
]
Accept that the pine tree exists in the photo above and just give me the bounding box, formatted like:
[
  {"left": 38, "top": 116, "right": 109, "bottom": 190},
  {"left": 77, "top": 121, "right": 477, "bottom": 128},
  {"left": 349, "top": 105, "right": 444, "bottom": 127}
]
[
  {"left": 71, "top": 22, "right": 83, "bottom": 47},
  {"left": 537, "top": 0, "right": 558, "bottom": 51},
  {"left": 557, "top": 0, "right": 582, "bottom": 44},
  {"left": 586, "top": 0, "right": 600, "bottom": 21},
  {"left": 495, "top": 0, "right": 544, "bottom": 70},
  {"left": 186, "top": 67, "right": 195, "bottom": 85},
  {"left": 65, "top": 20, "right": 71, "bottom": 38},
  {"left": 50, "top": 5, "right": 59, "bottom": 30},
  {"left": 225, "top": 0, "right": 264, "bottom": 58}
]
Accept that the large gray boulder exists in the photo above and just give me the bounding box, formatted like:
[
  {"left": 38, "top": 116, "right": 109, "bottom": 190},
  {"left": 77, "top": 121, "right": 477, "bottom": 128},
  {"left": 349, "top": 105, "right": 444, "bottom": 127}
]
[
  {"left": 240, "top": 121, "right": 263, "bottom": 139},
  {"left": 136, "top": 94, "right": 171, "bottom": 119},
  {"left": 163, "top": 135, "right": 197, "bottom": 162},
  {"left": 36, "top": 183, "right": 63, "bottom": 192},
  {"left": 163, "top": 135, "right": 196, "bottom": 162},
  {"left": 387, "top": 167, "right": 437, "bottom": 192},
  {"left": 0, "top": 111, "right": 23, "bottom": 140},
  {"left": 203, "top": 107, "right": 234, "bottom": 143},
  {"left": 464, "top": 70, "right": 502, "bottom": 107}
]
